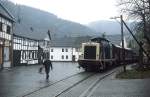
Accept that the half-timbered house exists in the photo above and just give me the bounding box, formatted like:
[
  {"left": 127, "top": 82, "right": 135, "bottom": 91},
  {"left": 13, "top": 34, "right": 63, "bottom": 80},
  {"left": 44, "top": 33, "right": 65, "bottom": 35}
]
[
  {"left": 13, "top": 34, "right": 39, "bottom": 66},
  {"left": 0, "top": 2, "right": 14, "bottom": 69}
]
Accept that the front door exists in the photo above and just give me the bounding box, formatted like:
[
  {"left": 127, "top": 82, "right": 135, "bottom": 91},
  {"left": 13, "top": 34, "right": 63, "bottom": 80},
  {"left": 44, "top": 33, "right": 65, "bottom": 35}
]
[
  {"left": 3, "top": 47, "right": 10, "bottom": 67},
  {"left": 0, "top": 46, "right": 2, "bottom": 68}
]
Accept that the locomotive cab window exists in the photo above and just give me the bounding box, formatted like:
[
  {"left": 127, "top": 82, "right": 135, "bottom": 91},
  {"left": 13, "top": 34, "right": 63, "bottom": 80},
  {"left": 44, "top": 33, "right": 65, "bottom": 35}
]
[{"left": 84, "top": 46, "right": 96, "bottom": 59}]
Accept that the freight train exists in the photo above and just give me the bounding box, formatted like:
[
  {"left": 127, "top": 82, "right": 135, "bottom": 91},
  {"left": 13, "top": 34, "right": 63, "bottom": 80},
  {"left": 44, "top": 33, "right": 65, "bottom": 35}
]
[{"left": 78, "top": 37, "right": 137, "bottom": 71}]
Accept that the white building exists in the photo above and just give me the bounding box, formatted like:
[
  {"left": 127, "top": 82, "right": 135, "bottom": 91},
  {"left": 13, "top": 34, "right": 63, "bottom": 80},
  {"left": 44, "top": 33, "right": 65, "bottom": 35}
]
[
  {"left": 49, "top": 38, "right": 81, "bottom": 62},
  {"left": 50, "top": 47, "right": 81, "bottom": 62}
]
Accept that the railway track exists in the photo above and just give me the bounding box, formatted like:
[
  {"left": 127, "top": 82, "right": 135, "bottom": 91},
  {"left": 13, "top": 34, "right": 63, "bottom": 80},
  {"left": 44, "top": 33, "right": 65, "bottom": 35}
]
[
  {"left": 56, "top": 67, "right": 119, "bottom": 97},
  {"left": 23, "top": 67, "right": 119, "bottom": 97},
  {"left": 21, "top": 71, "right": 95, "bottom": 97},
  {"left": 78, "top": 69, "right": 117, "bottom": 97}
]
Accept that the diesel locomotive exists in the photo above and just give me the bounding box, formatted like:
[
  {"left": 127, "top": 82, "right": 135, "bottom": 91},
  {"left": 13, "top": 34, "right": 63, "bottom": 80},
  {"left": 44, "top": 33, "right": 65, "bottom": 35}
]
[{"left": 78, "top": 37, "right": 137, "bottom": 71}]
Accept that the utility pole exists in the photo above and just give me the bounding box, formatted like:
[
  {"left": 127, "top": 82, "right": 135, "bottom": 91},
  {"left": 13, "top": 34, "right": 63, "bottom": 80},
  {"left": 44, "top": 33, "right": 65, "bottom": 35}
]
[
  {"left": 110, "top": 15, "right": 126, "bottom": 72},
  {"left": 120, "top": 15, "right": 126, "bottom": 72}
]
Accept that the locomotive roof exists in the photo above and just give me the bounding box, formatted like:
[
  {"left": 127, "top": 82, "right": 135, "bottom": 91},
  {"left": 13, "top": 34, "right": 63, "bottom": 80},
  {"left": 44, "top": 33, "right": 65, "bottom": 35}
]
[{"left": 91, "top": 37, "right": 109, "bottom": 42}]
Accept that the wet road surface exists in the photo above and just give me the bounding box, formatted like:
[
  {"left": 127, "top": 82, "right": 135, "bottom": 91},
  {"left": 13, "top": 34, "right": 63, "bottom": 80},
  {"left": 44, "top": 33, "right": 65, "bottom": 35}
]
[
  {"left": 24, "top": 66, "right": 150, "bottom": 97},
  {"left": 23, "top": 67, "right": 118, "bottom": 97},
  {"left": 89, "top": 73, "right": 150, "bottom": 97},
  {"left": 1, "top": 63, "right": 150, "bottom": 97},
  {"left": 0, "top": 62, "right": 83, "bottom": 97}
]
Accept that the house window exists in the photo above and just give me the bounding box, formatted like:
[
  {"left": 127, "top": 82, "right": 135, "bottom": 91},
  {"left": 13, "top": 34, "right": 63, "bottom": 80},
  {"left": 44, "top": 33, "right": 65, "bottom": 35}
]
[
  {"left": 65, "top": 48, "right": 68, "bottom": 52},
  {"left": 61, "top": 55, "right": 64, "bottom": 59},
  {"left": 29, "top": 51, "right": 32, "bottom": 59},
  {"left": 66, "top": 55, "right": 68, "bottom": 59},
  {"left": 51, "top": 55, "right": 53, "bottom": 59},
  {"left": 6, "top": 25, "right": 11, "bottom": 34},
  {"left": 0, "top": 22, "right": 2, "bottom": 31},
  {"left": 35, "top": 51, "right": 37, "bottom": 58},
  {"left": 62, "top": 48, "right": 64, "bottom": 52},
  {"left": 23, "top": 52, "right": 26, "bottom": 59},
  {"left": 51, "top": 49, "right": 53, "bottom": 52},
  {"left": 2, "top": 24, "right": 7, "bottom": 32},
  {"left": 21, "top": 51, "right": 23, "bottom": 60},
  {"left": 32, "top": 51, "right": 35, "bottom": 59}
]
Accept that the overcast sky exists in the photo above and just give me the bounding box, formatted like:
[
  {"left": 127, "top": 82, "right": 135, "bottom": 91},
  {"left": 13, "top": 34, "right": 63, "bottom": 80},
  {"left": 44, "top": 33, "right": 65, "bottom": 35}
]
[{"left": 10, "top": 0, "right": 119, "bottom": 24}]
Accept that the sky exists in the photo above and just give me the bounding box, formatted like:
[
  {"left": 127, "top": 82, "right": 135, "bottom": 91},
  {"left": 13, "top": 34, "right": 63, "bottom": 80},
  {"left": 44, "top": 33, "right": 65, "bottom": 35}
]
[{"left": 10, "top": 0, "right": 119, "bottom": 24}]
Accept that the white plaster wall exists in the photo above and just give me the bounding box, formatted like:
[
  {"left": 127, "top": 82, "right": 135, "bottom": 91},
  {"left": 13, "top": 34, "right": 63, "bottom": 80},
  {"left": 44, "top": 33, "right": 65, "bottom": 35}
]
[
  {"left": 72, "top": 48, "right": 81, "bottom": 61},
  {"left": 50, "top": 47, "right": 73, "bottom": 61},
  {"left": 49, "top": 47, "right": 81, "bottom": 62}
]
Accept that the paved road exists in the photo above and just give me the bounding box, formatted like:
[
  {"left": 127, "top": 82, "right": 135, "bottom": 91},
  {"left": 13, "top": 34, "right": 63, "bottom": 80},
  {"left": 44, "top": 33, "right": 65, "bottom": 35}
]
[
  {"left": 62, "top": 66, "right": 150, "bottom": 97},
  {"left": 23, "top": 67, "right": 118, "bottom": 97},
  {"left": 1, "top": 63, "right": 150, "bottom": 97},
  {"left": 24, "top": 66, "right": 150, "bottom": 97},
  {"left": 89, "top": 71, "right": 150, "bottom": 97},
  {"left": 0, "top": 62, "right": 83, "bottom": 97},
  {"left": 55, "top": 66, "right": 150, "bottom": 97}
]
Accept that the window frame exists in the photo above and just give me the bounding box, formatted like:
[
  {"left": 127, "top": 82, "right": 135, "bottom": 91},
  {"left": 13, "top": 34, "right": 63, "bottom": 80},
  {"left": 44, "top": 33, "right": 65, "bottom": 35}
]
[
  {"left": 62, "top": 48, "right": 64, "bottom": 52},
  {"left": 0, "top": 22, "right": 2, "bottom": 31},
  {"left": 61, "top": 55, "right": 64, "bottom": 59},
  {"left": 51, "top": 55, "right": 53, "bottom": 59},
  {"left": 51, "top": 49, "right": 53, "bottom": 52},
  {"left": 65, "top": 48, "right": 68, "bottom": 52},
  {"left": 66, "top": 55, "right": 68, "bottom": 59}
]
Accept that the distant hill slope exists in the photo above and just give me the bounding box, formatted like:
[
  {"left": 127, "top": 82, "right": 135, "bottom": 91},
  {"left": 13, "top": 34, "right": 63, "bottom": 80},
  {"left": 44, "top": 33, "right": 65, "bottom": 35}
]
[
  {"left": 2, "top": 0, "right": 98, "bottom": 40},
  {"left": 1, "top": 1, "right": 134, "bottom": 47},
  {"left": 106, "top": 34, "right": 132, "bottom": 46},
  {"left": 88, "top": 20, "right": 135, "bottom": 35}
]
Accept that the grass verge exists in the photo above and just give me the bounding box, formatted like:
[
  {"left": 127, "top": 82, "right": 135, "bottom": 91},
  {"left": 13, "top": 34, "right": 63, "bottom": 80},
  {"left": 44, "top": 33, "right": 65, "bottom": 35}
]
[{"left": 116, "top": 69, "right": 150, "bottom": 79}]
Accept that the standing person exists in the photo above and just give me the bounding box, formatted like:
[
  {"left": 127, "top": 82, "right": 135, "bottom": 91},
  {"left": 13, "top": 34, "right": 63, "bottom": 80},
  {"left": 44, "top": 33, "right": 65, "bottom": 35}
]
[{"left": 43, "top": 59, "right": 53, "bottom": 80}]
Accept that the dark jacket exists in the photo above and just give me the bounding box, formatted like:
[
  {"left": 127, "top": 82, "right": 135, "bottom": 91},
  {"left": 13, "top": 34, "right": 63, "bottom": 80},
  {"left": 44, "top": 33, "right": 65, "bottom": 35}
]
[{"left": 43, "top": 60, "right": 53, "bottom": 70}]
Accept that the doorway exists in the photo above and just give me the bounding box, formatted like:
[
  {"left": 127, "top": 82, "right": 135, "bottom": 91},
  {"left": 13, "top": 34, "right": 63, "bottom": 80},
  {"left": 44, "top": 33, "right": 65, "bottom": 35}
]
[
  {"left": 0, "top": 46, "right": 2, "bottom": 69},
  {"left": 3, "top": 47, "right": 10, "bottom": 67}
]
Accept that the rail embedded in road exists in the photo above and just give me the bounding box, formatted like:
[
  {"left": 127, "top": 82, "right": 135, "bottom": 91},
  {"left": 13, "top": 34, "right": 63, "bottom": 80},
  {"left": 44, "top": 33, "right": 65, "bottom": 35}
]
[
  {"left": 22, "top": 71, "right": 95, "bottom": 97},
  {"left": 23, "top": 67, "right": 120, "bottom": 97}
]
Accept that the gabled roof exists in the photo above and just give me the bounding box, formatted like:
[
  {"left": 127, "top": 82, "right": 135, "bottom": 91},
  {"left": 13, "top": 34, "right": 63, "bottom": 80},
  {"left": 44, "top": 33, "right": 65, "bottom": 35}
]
[
  {"left": 49, "top": 37, "right": 89, "bottom": 48},
  {"left": 50, "top": 37, "right": 76, "bottom": 47},
  {"left": 0, "top": 2, "right": 14, "bottom": 22},
  {"left": 14, "top": 23, "right": 48, "bottom": 40}
]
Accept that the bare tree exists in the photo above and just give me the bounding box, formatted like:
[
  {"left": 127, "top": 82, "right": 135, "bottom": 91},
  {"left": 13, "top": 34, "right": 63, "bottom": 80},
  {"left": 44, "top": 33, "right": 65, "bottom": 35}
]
[
  {"left": 118, "top": 0, "right": 150, "bottom": 40},
  {"left": 118, "top": 0, "right": 150, "bottom": 67}
]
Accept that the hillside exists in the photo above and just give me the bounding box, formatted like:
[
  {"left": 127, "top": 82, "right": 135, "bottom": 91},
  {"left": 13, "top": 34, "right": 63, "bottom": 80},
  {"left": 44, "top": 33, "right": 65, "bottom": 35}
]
[
  {"left": 1, "top": 0, "right": 98, "bottom": 40},
  {"left": 106, "top": 34, "right": 132, "bottom": 45},
  {"left": 88, "top": 20, "right": 135, "bottom": 35},
  {"left": 1, "top": 0, "right": 134, "bottom": 47}
]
